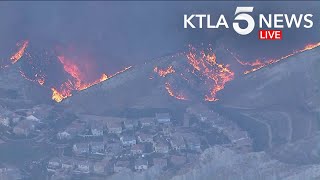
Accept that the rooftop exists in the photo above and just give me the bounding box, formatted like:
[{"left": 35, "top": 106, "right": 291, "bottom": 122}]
[
  {"left": 155, "top": 113, "right": 171, "bottom": 119},
  {"left": 107, "top": 121, "right": 122, "bottom": 129},
  {"left": 15, "top": 119, "right": 36, "bottom": 129},
  {"left": 139, "top": 117, "right": 155, "bottom": 124},
  {"left": 135, "top": 158, "right": 148, "bottom": 166},
  {"left": 115, "top": 160, "right": 130, "bottom": 167}
]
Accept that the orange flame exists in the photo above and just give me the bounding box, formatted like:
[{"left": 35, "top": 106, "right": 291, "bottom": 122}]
[
  {"left": 187, "top": 47, "right": 234, "bottom": 101},
  {"left": 50, "top": 73, "right": 109, "bottom": 102},
  {"left": 17, "top": 50, "right": 131, "bottom": 103},
  {"left": 10, "top": 39, "right": 320, "bottom": 104},
  {"left": 155, "top": 46, "right": 234, "bottom": 102},
  {"left": 230, "top": 42, "right": 320, "bottom": 75},
  {"left": 49, "top": 55, "right": 109, "bottom": 102},
  {"left": 109, "top": 66, "right": 132, "bottom": 78},
  {"left": 51, "top": 87, "right": 68, "bottom": 103},
  {"left": 10, "top": 40, "right": 29, "bottom": 64},
  {"left": 57, "top": 56, "right": 83, "bottom": 85},
  {"left": 154, "top": 66, "right": 175, "bottom": 77},
  {"left": 19, "top": 70, "right": 46, "bottom": 86},
  {"left": 51, "top": 80, "right": 73, "bottom": 102},
  {"left": 165, "top": 82, "right": 187, "bottom": 100},
  {"left": 37, "top": 78, "right": 45, "bottom": 85},
  {"left": 35, "top": 74, "right": 45, "bottom": 85},
  {"left": 51, "top": 62, "right": 131, "bottom": 103},
  {"left": 2, "top": 40, "right": 132, "bottom": 103}
]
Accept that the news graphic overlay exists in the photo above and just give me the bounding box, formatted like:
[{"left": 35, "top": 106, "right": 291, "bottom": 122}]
[{"left": 184, "top": 7, "right": 314, "bottom": 40}]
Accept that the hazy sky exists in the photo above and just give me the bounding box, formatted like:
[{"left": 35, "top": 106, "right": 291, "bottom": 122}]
[{"left": 1, "top": 1, "right": 319, "bottom": 73}]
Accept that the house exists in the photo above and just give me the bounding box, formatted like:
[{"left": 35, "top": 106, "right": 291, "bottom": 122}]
[
  {"left": 153, "top": 158, "right": 167, "bottom": 168},
  {"left": 73, "top": 143, "right": 90, "bottom": 155},
  {"left": 93, "top": 159, "right": 113, "bottom": 175},
  {"left": 107, "top": 121, "right": 122, "bottom": 134},
  {"left": 170, "top": 135, "right": 186, "bottom": 151},
  {"left": 10, "top": 113, "right": 21, "bottom": 124},
  {"left": 194, "top": 111, "right": 221, "bottom": 123},
  {"left": 185, "top": 135, "right": 201, "bottom": 152},
  {"left": 212, "top": 118, "right": 232, "bottom": 131},
  {"left": 74, "top": 160, "right": 92, "bottom": 174},
  {"left": 90, "top": 142, "right": 105, "bottom": 155},
  {"left": 47, "top": 158, "right": 61, "bottom": 171},
  {"left": 137, "top": 133, "right": 154, "bottom": 143},
  {"left": 131, "top": 144, "right": 145, "bottom": 155},
  {"left": 120, "top": 135, "right": 136, "bottom": 146},
  {"left": 93, "top": 161, "right": 106, "bottom": 175},
  {"left": 186, "top": 104, "right": 222, "bottom": 123},
  {"left": 30, "top": 104, "right": 53, "bottom": 120},
  {"left": 91, "top": 121, "right": 104, "bottom": 136},
  {"left": 26, "top": 115, "right": 40, "bottom": 122},
  {"left": 114, "top": 160, "right": 131, "bottom": 173},
  {"left": 57, "top": 131, "right": 71, "bottom": 140},
  {"left": 105, "top": 143, "right": 122, "bottom": 158},
  {"left": 170, "top": 155, "right": 187, "bottom": 166},
  {"left": 104, "top": 117, "right": 125, "bottom": 134},
  {"left": 60, "top": 157, "right": 74, "bottom": 171},
  {"left": 155, "top": 113, "right": 171, "bottom": 123},
  {"left": 0, "top": 167, "right": 22, "bottom": 180},
  {"left": 162, "top": 126, "right": 173, "bottom": 137},
  {"left": 231, "top": 130, "right": 252, "bottom": 150},
  {"left": 57, "top": 122, "right": 85, "bottom": 140},
  {"left": 134, "top": 159, "right": 148, "bottom": 171},
  {"left": 206, "top": 112, "right": 222, "bottom": 125},
  {"left": 235, "top": 137, "right": 252, "bottom": 149},
  {"left": 50, "top": 173, "right": 71, "bottom": 180},
  {"left": 154, "top": 141, "right": 169, "bottom": 154},
  {"left": 13, "top": 120, "right": 36, "bottom": 137},
  {"left": 0, "top": 116, "right": 10, "bottom": 127},
  {"left": 123, "top": 119, "right": 134, "bottom": 130},
  {"left": 139, "top": 117, "right": 155, "bottom": 128},
  {"left": 222, "top": 127, "right": 252, "bottom": 147}
]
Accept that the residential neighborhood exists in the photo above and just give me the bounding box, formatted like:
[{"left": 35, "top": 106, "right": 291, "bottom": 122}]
[
  {"left": 0, "top": 102, "right": 252, "bottom": 179},
  {"left": 46, "top": 103, "right": 251, "bottom": 179}
]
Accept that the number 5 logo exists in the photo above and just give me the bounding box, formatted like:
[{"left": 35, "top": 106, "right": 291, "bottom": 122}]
[{"left": 233, "top": 7, "right": 255, "bottom": 35}]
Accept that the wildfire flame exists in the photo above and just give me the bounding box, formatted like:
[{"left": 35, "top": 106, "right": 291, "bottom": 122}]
[
  {"left": 10, "top": 40, "right": 29, "bottom": 64},
  {"left": 36, "top": 74, "right": 45, "bottom": 85},
  {"left": 51, "top": 86, "right": 69, "bottom": 103},
  {"left": 165, "top": 82, "right": 187, "bottom": 100},
  {"left": 2, "top": 40, "right": 132, "bottom": 103},
  {"left": 5, "top": 39, "right": 320, "bottom": 104},
  {"left": 230, "top": 42, "right": 320, "bottom": 74},
  {"left": 51, "top": 63, "right": 131, "bottom": 103},
  {"left": 187, "top": 46, "right": 234, "bottom": 101},
  {"left": 154, "top": 46, "right": 234, "bottom": 102},
  {"left": 154, "top": 66, "right": 175, "bottom": 77},
  {"left": 47, "top": 52, "right": 132, "bottom": 102},
  {"left": 51, "top": 73, "right": 109, "bottom": 102},
  {"left": 19, "top": 70, "right": 46, "bottom": 86},
  {"left": 50, "top": 66, "right": 132, "bottom": 103}
]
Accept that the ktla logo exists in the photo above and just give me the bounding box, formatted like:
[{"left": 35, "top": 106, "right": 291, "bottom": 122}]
[{"left": 184, "top": 7, "right": 314, "bottom": 40}]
